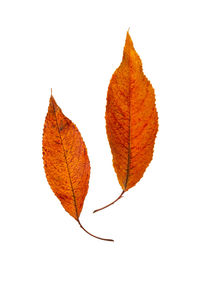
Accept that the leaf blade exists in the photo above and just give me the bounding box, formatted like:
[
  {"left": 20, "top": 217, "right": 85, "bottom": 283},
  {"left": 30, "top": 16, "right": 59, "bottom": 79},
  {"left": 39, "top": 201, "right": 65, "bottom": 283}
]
[
  {"left": 42, "top": 95, "right": 90, "bottom": 220},
  {"left": 106, "top": 31, "right": 158, "bottom": 192}
]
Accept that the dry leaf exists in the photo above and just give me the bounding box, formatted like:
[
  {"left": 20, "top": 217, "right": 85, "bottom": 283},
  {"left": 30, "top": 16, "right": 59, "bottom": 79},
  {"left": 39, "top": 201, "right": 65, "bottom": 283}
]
[
  {"left": 94, "top": 31, "right": 158, "bottom": 213},
  {"left": 43, "top": 92, "right": 113, "bottom": 241}
]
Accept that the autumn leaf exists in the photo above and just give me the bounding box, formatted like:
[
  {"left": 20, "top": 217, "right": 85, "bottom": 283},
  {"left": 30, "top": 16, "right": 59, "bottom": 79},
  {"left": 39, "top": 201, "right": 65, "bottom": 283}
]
[
  {"left": 94, "top": 31, "right": 158, "bottom": 213},
  {"left": 43, "top": 91, "right": 113, "bottom": 241}
]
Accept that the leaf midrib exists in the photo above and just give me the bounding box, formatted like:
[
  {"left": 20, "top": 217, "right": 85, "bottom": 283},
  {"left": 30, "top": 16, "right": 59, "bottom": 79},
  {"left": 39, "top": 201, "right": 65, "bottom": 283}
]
[
  {"left": 52, "top": 101, "right": 79, "bottom": 220},
  {"left": 123, "top": 55, "right": 131, "bottom": 191}
]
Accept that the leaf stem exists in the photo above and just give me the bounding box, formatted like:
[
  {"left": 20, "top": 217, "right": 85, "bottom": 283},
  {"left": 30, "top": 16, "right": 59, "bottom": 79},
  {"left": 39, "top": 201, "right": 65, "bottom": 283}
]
[
  {"left": 93, "top": 190, "right": 125, "bottom": 213},
  {"left": 77, "top": 220, "right": 114, "bottom": 242}
]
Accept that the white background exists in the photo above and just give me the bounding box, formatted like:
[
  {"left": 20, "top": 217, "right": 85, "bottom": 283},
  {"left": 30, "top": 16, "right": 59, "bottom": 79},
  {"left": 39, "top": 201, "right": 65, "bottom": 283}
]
[{"left": 0, "top": 0, "right": 200, "bottom": 299}]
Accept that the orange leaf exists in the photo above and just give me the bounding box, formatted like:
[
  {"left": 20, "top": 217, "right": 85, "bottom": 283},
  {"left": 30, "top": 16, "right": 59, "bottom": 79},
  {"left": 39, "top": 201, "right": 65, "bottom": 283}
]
[
  {"left": 43, "top": 92, "right": 113, "bottom": 241},
  {"left": 94, "top": 31, "right": 158, "bottom": 213}
]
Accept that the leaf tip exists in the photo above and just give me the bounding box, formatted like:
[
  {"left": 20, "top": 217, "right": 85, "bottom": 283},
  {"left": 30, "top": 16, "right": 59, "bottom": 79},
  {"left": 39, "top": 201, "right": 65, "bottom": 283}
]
[{"left": 125, "top": 30, "right": 133, "bottom": 46}]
